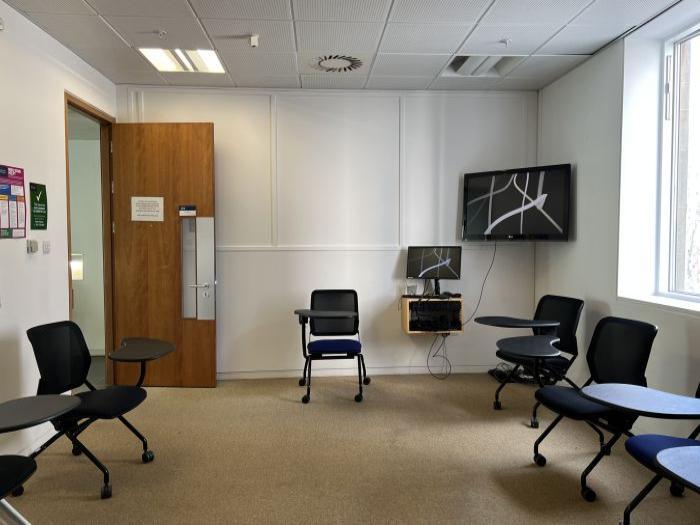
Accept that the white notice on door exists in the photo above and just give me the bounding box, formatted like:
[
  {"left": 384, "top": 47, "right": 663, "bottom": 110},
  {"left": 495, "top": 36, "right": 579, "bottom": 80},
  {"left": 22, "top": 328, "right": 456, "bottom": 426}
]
[{"left": 131, "top": 196, "right": 164, "bottom": 222}]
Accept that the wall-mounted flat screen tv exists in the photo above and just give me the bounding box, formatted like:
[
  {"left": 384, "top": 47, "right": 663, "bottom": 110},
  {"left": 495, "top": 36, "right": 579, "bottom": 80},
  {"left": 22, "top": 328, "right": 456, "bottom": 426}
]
[{"left": 463, "top": 164, "right": 571, "bottom": 241}]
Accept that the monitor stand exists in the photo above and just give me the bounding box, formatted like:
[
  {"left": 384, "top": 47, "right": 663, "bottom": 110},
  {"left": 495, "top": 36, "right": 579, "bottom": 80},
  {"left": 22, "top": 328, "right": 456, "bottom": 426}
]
[{"left": 433, "top": 279, "right": 441, "bottom": 296}]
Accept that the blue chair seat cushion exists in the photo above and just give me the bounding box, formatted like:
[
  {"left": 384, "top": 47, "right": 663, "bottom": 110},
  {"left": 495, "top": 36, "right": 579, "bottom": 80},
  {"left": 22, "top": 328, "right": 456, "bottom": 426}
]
[
  {"left": 308, "top": 339, "right": 361, "bottom": 354},
  {"left": 626, "top": 434, "right": 700, "bottom": 470},
  {"left": 536, "top": 385, "right": 625, "bottom": 421},
  {"left": 496, "top": 350, "right": 571, "bottom": 376}
]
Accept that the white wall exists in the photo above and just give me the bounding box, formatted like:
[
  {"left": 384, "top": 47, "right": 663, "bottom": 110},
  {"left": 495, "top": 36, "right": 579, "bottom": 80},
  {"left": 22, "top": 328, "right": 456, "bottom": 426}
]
[
  {"left": 536, "top": 41, "right": 700, "bottom": 435},
  {"left": 68, "top": 138, "right": 106, "bottom": 356},
  {"left": 0, "top": 1, "right": 116, "bottom": 454},
  {"left": 117, "top": 87, "right": 539, "bottom": 378}
]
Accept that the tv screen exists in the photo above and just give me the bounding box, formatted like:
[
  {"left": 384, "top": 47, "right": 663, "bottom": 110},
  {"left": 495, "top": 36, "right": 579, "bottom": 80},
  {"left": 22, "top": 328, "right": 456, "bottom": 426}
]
[
  {"left": 463, "top": 164, "right": 570, "bottom": 241},
  {"left": 406, "top": 246, "right": 461, "bottom": 280}
]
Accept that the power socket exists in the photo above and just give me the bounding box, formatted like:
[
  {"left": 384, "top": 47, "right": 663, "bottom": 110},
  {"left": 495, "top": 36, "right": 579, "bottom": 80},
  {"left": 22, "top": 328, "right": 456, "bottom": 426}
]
[{"left": 42, "top": 241, "right": 51, "bottom": 254}]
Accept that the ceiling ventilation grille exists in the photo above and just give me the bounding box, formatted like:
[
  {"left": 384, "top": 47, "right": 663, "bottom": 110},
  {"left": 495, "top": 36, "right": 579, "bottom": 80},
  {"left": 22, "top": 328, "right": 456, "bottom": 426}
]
[
  {"left": 313, "top": 55, "right": 363, "bottom": 73},
  {"left": 448, "top": 55, "right": 524, "bottom": 78}
]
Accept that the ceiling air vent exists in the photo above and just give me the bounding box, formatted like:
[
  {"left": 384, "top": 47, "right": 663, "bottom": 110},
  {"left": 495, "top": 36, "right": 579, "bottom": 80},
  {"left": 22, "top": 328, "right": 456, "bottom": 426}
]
[
  {"left": 447, "top": 55, "right": 524, "bottom": 78},
  {"left": 313, "top": 55, "right": 363, "bottom": 73}
]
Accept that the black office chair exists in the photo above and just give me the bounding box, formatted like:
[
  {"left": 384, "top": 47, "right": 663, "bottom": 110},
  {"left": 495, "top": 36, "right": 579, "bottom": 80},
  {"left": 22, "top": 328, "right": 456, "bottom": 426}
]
[
  {"left": 23, "top": 321, "right": 154, "bottom": 499},
  {"left": 621, "top": 382, "right": 700, "bottom": 523},
  {"left": 299, "top": 290, "right": 370, "bottom": 403},
  {"left": 0, "top": 455, "right": 36, "bottom": 517},
  {"left": 532, "top": 316, "right": 657, "bottom": 502},
  {"left": 493, "top": 295, "right": 584, "bottom": 427}
]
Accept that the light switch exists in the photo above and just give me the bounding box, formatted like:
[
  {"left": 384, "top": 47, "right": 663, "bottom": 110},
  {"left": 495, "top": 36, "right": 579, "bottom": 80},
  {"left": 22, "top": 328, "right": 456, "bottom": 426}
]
[
  {"left": 26, "top": 239, "right": 38, "bottom": 253},
  {"left": 42, "top": 241, "right": 51, "bottom": 254}
]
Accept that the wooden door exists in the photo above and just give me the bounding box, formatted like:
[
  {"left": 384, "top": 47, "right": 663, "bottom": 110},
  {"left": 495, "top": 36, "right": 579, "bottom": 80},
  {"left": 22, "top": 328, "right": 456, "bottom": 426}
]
[{"left": 111, "top": 123, "right": 215, "bottom": 387}]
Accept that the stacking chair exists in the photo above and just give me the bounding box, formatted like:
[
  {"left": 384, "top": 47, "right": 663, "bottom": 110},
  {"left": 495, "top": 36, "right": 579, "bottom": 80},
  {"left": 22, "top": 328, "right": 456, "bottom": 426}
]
[
  {"left": 621, "top": 382, "right": 700, "bottom": 524},
  {"left": 0, "top": 455, "right": 36, "bottom": 522},
  {"left": 532, "top": 316, "right": 657, "bottom": 502},
  {"left": 23, "top": 321, "right": 154, "bottom": 499},
  {"left": 298, "top": 289, "right": 370, "bottom": 403},
  {"left": 493, "top": 295, "right": 584, "bottom": 427}
]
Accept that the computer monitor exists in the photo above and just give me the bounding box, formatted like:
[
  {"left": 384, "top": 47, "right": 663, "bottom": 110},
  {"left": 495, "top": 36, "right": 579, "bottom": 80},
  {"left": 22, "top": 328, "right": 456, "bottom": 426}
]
[{"left": 406, "top": 246, "right": 461, "bottom": 295}]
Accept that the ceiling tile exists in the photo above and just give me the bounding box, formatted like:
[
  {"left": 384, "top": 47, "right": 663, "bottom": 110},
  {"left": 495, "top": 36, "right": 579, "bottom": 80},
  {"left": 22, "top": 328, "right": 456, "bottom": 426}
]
[
  {"left": 572, "top": 0, "right": 677, "bottom": 26},
  {"left": 372, "top": 54, "right": 449, "bottom": 76},
  {"left": 507, "top": 54, "right": 589, "bottom": 82},
  {"left": 499, "top": 77, "right": 548, "bottom": 90},
  {"left": 297, "top": 52, "right": 374, "bottom": 75},
  {"left": 365, "top": 76, "right": 433, "bottom": 89},
  {"left": 88, "top": 0, "right": 193, "bottom": 17},
  {"left": 204, "top": 19, "right": 296, "bottom": 53},
  {"left": 481, "top": 0, "right": 593, "bottom": 26},
  {"left": 29, "top": 13, "right": 129, "bottom": 50},
  {"left": 235, "top": 77, "right": 301, "bottom": 88},
  {"left": 430, "top": 76, "right": 505, "bottom": 90},
  {"left": 389, "top": 0, "right": 492, "bottom": 23},
  {"left": 295, "top": 21, "right": 384, "bottom": 52},
  {"left": 111, "top": 70, "right": 167, "bottom": 85},
  {"left": 301, "top": 75, "right": 368, "bottom": 89},
  {"left": 538, "top": 23, "right": 631, "bottom": 54},
  {"left": 71, "top": 44, "right": 154, "bottom": 73},
  {"left": 379, "top": 23, "right": 472, "bottom": 54},
  {"left": 292, "top": 0, "right": 392, "bottom": 21},
  {"left": 4, "top": 0, "right": 92, "bottom": 14},
  {"left": 160, "top": 72, "right": 235, "bottom": 87},
  {"left": 190, "top": 0, "right": 292, "bottom": 19},
  {"left": 222, "top": 52, "right": 299, "bottom": 76},
  {"left": 460, "top": 24, "right": 559, "bottom": 55},
  {"left": 105, "top": 16, "right": 211, "bottom": 49}
]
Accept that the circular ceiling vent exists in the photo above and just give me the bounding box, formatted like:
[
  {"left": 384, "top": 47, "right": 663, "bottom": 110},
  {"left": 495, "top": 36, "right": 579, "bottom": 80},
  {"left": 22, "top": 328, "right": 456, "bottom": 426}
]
[{"left": 314, "top": 54, "right": 363, "bottom": 73}]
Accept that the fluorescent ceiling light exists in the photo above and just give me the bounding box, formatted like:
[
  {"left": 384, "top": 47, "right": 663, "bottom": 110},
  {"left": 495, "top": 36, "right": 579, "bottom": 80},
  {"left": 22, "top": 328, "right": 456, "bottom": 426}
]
[
  {"left": 140, "top": 48, "right": 183, "bottom": 72},
  {"left": 139, "top": 48, "right": 225, "bottom": 74}
]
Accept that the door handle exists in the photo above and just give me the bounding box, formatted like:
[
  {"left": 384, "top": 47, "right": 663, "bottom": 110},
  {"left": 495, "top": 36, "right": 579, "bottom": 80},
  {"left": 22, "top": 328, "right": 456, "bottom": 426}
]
[{"left": 187, "top": 283, "right": 210, "bottom": 289}]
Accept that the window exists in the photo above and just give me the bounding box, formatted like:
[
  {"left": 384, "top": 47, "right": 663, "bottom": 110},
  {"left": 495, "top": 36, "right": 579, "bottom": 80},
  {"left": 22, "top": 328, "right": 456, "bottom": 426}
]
[{"left": 662, "top": 29, "right": 700, "bottom": 300}]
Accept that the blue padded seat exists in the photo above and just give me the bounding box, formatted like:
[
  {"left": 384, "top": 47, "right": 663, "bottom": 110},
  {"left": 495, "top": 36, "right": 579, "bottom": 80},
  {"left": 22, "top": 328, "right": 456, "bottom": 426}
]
[
  {"left": 536, "top": 386, "right": 621, "bottom": 420},
  {"left": 308, "top": 339, "right": 361, "bottom": 354},
  {"left": 625, "top": 434, "right": 700, "bottom": 470},
  {"left": 496, "top": 350, "right": 570, "bottom": 375}
]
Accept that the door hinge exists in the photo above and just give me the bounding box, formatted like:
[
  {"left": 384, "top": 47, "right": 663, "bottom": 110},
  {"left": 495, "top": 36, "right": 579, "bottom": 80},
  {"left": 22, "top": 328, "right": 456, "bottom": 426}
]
[
  {"left": 110, "top": 141, "right": 113, "bottom": 154},
  {"left": 664, "top": 54, "right": 672, "bottom": 121},
  {"left": 111, "top": 180, "right": 115, "bottom": 194},
  {"left": 112, "top": 221, "right": 115, "bottom": 234}
]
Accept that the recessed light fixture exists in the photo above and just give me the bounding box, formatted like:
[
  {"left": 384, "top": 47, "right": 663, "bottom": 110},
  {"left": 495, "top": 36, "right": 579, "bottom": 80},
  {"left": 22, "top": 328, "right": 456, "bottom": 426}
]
[{"left": 139, "top": 48, "right": 225, "bottom": 73}]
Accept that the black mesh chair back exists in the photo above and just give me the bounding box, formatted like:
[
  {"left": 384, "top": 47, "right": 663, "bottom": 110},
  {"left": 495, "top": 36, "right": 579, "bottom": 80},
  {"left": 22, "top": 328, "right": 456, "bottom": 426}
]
[
  {"left": 534, "top": 295, "right": 584, "bottom": 356},
  {"left": 26, "top": 321, "right": 91, "bottom": 395},
  {"left": 586, "top": 317, "right": 657, "bottom": 386},
  {"left": 310, "top": 290, "right": 359, "bottom": 336}
]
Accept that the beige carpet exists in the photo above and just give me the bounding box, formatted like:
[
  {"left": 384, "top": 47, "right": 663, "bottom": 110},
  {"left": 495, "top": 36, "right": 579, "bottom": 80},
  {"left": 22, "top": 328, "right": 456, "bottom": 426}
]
[{"left": 10, "top": 374, "right": 700, "bottom": 524}]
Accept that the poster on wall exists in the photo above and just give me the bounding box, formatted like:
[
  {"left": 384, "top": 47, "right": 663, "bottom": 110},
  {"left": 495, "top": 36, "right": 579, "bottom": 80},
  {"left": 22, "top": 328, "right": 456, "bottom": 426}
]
[
  {"left": 0, "top": 165, "right": 26, "bottom": 239},
  {"left": 30, "top": 183, "right": 47, "bottom": 230}
]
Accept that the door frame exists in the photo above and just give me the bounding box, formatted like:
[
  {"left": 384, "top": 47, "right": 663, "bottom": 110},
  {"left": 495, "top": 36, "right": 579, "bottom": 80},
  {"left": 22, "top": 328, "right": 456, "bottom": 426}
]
[{"left": 64, "top": 91, "right": 116, "bottom": 385}]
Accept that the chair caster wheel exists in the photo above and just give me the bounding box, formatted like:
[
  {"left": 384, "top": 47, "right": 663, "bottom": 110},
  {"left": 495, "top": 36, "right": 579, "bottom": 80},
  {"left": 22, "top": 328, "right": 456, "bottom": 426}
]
[
  {"left": 533, "top": 454, "right": 546, "bottom": 467},
  {"left": 11, "top": 485, "right": 24, "bottom": 497},
  {"left": 142, "top": 450, "right": 155, "bottom": 463},
  {"left": 670, "top": 482, "right": 685, "bottom": 497},
  {"left": 530, "top": 418, "right": 539, "bottom": 429},
  {"left": 493, "top": 400, "right": 502, "bottom": 410},
  {"left": 301, "top": 395, "right": 310, "bottom": 404},
  {"left": 363, "top": 377, "right": 371, "bottom": 385},
  {"left": 298, "top": 378, "right": 306, "bottom": 387},
  {"left": 72, "top": 445, "right": 82, "bottom": 456},
  {"left": 101, "top": 484, "right": 112, "bottom": 499},
  {"left": 581, "top": 487, "right": 596, "bottom": 502},
  {"left": 354, "top": 393, "right": 363, "bottom": 403}
]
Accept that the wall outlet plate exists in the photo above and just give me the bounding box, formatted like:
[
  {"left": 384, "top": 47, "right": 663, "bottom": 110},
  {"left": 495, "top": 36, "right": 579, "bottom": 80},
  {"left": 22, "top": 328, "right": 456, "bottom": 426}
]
[
  {"left": 42, "top": 240, "right": 51, "bottom": 254},
  {"left": 26, "top": 239, "right": 39, "bottom": 253}
]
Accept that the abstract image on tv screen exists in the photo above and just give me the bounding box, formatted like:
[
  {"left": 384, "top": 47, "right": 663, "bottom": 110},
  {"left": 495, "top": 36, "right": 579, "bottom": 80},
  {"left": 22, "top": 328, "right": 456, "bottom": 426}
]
[{"left": 463, "top": 164, "right": 570, "bottom": 240}]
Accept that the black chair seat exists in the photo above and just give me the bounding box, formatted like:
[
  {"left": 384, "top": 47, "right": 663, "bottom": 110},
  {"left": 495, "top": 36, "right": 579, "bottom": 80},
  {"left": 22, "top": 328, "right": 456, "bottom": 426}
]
[
  {"left": 70, "top": 386, "right": 146, "bottom": 420},
  {"left": 308, "top": 339, "right": 361, "bottom": 354},
  {"left": 0, "top": 456, "right": 36, "bottom": 499},
  {"left": 536, "top": 386, "right": 619, "bottom": 420},
  {"left": 496, "top": 350, "right": 570, "bottom": 375}
]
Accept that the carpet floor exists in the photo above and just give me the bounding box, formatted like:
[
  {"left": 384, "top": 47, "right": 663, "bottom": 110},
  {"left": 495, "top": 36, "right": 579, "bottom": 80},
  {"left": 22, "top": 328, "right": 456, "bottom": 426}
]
[{"left": 10, "top": 374, "right": 700, "bottom": 524}]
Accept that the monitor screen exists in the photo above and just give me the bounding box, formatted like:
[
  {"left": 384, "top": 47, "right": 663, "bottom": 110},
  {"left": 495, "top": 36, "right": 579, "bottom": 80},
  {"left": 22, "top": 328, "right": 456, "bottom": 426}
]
[
  {"left": 463, "top": 164, "right": 570, "bottom": 241},
  {"left": 406, "top": 246, "right": 462, "bottom": 280}
]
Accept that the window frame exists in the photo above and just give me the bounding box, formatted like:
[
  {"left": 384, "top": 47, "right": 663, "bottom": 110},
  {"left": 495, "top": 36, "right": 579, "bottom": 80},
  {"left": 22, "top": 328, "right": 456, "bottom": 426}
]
[{"left": 657, "top": 26, "right": 700, "bottom": 304}]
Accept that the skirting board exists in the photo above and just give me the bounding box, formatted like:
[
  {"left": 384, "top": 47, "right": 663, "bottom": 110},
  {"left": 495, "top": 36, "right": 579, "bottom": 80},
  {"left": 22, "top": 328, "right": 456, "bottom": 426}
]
[{"left": 217, "top": 365, "right": 494, "bottom": 381}]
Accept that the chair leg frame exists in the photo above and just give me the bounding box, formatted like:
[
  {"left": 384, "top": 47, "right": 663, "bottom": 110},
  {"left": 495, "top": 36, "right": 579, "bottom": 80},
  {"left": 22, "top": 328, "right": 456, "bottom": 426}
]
[
  {"left": 119, "top": 416, "right": 149, "bottom": 453},
  {"left": 623, "top": 474, "right": 663, "bottom": 525},
  {"left": 580, "top": 431, "right": 622, "bottom": 496},
  {"left": 534, "top": 414, "right": 563, "bottom": 458},
  {"left": 494, "top": 364, "right": 521, "bottom": 408}
]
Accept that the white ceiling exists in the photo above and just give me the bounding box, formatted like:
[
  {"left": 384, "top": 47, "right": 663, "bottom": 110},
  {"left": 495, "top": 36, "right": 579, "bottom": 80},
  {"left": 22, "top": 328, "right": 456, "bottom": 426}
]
[{"left": 5, "top": 0, "right": 679, "bottom": 91}]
